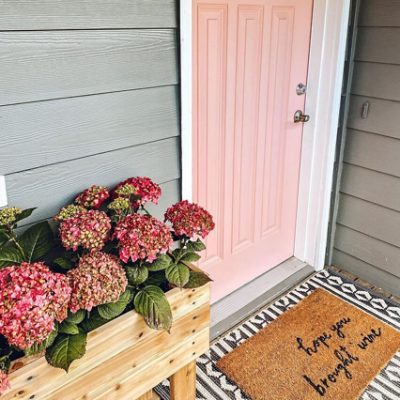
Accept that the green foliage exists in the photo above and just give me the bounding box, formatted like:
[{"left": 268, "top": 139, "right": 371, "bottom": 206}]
[
  {"left": 45, "top": 333, "right": 87, "bottom": 372},
  {"left": 19, "top": 221, "right": 53, "bottom": 262},
  {"left": 146, "top": 254, "right": 172, "bottom": 271},
  {"left": 186, "top": 239, "right": 206, "bottom": 252},
  {"left": 180, "top": 252, "right": 201, "bottom": 263},
  {"left": 126, "top": 266, "right": 148, "bottom": 286},
  {"left": 24, "top": 329, "right": 58, "bottom": 356},
  {"left": 184, "top": 271, "right": 213, "bottom": 288},
  {"left": 97, "top": 290, "right": 133, "bottom": 320},
  {"left": 14, "top": 208, "right": 36, "bottom": 224},
  {"left": 165, "top": 263, "right": 190, "bottom": 288},
  {"left": 0, "top": 247, "right": 24, "bottom": 268},
  {"left": 58, "top": 321, "right": 79, "bottom": 335},
  {"left": 53, "top": 257, "right": 74, "bottom": 270},
  {"left": 134, "top": 285, "right": 172, "bottom": 332},
  {"left": 79, "top": 311, "right": 108, "bottom": 333},
  {"left": 65, "top": 310, "right": 86, "bottom": 325}
]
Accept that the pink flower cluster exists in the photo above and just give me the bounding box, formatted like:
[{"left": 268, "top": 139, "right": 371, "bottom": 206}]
[
  {"left": 165, "top": 200, "right": 215, "bottom": 239},
  {"left": 0, "top": 262, "right": 71, "bottom": 350},
  {"left": 0, "top": 370, "right": 10, "bottom": 396},
  {"left": 67, "top": 252, "right": 127, "bottom": 313},
  {"left": 113, "top": 177, "right": 161, "bottom": 208},
  {"left": 75, "top": 185, "right": 109, "bottom": 209},
  {"left": 113, "top": 214, "right": 172, "bottom": 263},
  {"left": 59, "top": 210, "right": 111, "bottom": 251}
]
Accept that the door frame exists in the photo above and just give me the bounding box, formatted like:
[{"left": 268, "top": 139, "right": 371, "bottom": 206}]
[{"left": 180, "top": 0, "right": 351, "bottom": 272}]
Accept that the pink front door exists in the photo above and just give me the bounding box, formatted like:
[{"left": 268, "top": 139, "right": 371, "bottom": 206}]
[{"left": 193, "top": 0, "right": 313, "bottom": 302}]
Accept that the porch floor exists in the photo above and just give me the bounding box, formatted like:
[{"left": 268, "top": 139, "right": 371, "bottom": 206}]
[{"left": 155, "top": 266, "right": 400, "bottom": 400}]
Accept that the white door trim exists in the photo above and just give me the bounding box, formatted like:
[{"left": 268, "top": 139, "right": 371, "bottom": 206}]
[{"left": 180, "top": 0, "right": 351, "bottom": 271}]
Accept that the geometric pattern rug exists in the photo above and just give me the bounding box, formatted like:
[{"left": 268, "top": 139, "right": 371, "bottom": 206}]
[{"left": 155, "top": 268, "right": 400, "bottom": 400}]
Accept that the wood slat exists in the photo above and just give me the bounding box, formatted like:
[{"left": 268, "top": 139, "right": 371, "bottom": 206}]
[
  {"left": 359, "top": 0, "right": 400, "bottom": 27},
  {"left": 0, "top": 86, "right": 179, "bottom": 174},
  {"left": 5, "top": 284, "right": 210, "bottom": 400},
  {"left": 348, "top": 95, "right": 400, "bottom": 139},
  {"left": 337, "top": 194, "right": 400, "bottom": 248},
  {"left": 170, "top": 361, "right": 196, "bottom": 400},
  {"left": 344, "top": 129, "right": 400, "bottom": 177},
  {"left": 0, "top": 0, "right": 177, "bottom": 30},
  {"left": 0, "top": 29, "right": 178, "bottom": 106},
  {"left": 340, "top": 163, "right": 400, "bottom": 212},
  {"left": 356, "top": 27, "right": 400, "bottom": 64},
  {"left": 5, "top": 138, "right": 180, "bottom": 225},
  {"left": 334, "top": 224, "right": 400, "bottom": 277},
  {"left": 352, "top": 62, "right": 400, "bottom": 101},
  {"left": 332, "top": 249, "right": 400, "bottom": 297}
]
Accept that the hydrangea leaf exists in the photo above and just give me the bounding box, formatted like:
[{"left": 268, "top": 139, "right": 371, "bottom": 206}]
[
  {"left": 165, "top": 263, "right": 190, "bottom": 288},
  {"left": 14, "top": 208, "right": 36, "bottom": 224},
  {"left": 186, "top": 239, "right": 206, "bottom": 252},
  {"left": 24, "top": 329, "right": 58, "bottom": 356},
  {"left": 66, "top": 310, "right": 86, "bottom": 325},
  {"left": 79, "top": 310, "right": 108, "bottom": 333},
  {"left": 184, "top": 271, "right": 213, "bottom": 288},
  {"left": 0, "top": 247, "right": 24, "bottom": 268},
  {"left": 45, "top": 333, "right": 87, "bottom": 372},
  {"left": 53, "top": 257, "right": 74, "bottom": 270},
  {"left": 97, "top": 289, "right": 133, "bottom": 320},
  {"left": 19, "top": 221, "right": 53, "bottom": 262},
  {"left": 58, "top": 321, "right": 79, "bottom": 335},
  {"left": 134, "top": 286, "right": 172, "bottom": 332},
  {"left": 126, "top": 266, "right": 149, "bottom": 286},
  {"left": 180, "top": 252, "right": 201, "bottom": 263},
  {"left": 146, "top": 254, "right": 172, "bottom": 271}
]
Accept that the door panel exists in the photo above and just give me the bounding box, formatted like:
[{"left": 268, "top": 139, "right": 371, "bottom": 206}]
[{"left": 193, "top": 0, "right": 313, "bottom": 302}]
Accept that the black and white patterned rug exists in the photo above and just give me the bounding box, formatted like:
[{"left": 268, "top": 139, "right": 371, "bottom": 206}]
[{"left": 155, "top": 268, "right": 400, "bottom": 400}]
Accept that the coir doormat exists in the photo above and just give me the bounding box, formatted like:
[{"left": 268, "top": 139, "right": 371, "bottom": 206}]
[{"left": 216, "top": 288, "right": 400, "bottom": 400}]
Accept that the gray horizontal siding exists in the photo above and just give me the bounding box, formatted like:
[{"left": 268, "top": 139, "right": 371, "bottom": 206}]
[
  {"left": 0, "top": 0, "right": 177, "bottom": 30},
  {"left": 1, "top": 1, "right": 181, "bottom": 230},
  {"left": 344, "top": 129, "right": 400, "bottom": 177},
  {"left": 359, "top": 0, "right": 400, "bottom": 27},
  {"left": 334, "top": 224, "right": 400, "bottom": 277},
  {"left": 352, "top": 62, "right": 400, "bottom": 101},
  {"left": 6, "top": 137, "right": 180, "bottom": 226},
  {"left": 0, "top": 85, "right": 179, "bottom": 174},
  {"left": 348, "top": 95, "right": 400, "bottom": 139},
  {"left": 332, "top": 0, "right": 400, "bottom": 291},
  {"left": 337, "top": 194, "right": 400, "bottom": 248},
  {"left": 356, "top": 27, "right": 400, "bottom": 64},
  {"left": 341, "top": 163, "right": 400, "bottom": 212},
  {"left": 331, "top": 249, "right": 400, "bottom": 297},
  {"left": 0, "top": 29, "right": 178, "bottom": 105}
]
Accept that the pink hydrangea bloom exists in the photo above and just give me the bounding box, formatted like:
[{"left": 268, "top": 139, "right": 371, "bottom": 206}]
[
  {"left": 0, "top": 370, "right": 10, "bottom": 396},
  {"left": 112, "top": 177, "right": 161, "bottom": 208},
  {"left": 113, "top": 214, "right": 172, "bottom": 263},
  {"left": 164, "top": 200, "right": 215, "bottom": 239},
  {"left": 59, "top": 210, "right": 111, "bottom": 251},
  {"left": 67, "top": 252, "right": 128, "bottom": 313},
  {"left": 0, "top": 262, "right": 71, "bottom": 350},
  {"left": 75, "top": 185, "right": 110, "bottom": 209},
  {"left": 54, "top": 204, "right": 87, "bottom": 222}
]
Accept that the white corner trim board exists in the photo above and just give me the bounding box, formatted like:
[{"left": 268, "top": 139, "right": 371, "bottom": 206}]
[
  {"left": 0, "top": 176, "right": 7, "bottom": 207},
  {"left": 294, "top": 0, "right": 351, "bottom": 271},
  {"left": 180, "top": 0, "right": 351, "bottom": 272},
  {"left": 180, "top": 0, "right": 193, "bottom": 202}
]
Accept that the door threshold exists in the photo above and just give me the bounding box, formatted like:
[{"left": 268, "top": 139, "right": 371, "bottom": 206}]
[{"left": 210, "top": 257, "right": 314, "bottom": 339}]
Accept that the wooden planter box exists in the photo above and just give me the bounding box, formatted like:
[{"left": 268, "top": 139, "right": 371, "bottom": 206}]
[{"left": 2, "top": 278, "right": 210, "bottom": 400}]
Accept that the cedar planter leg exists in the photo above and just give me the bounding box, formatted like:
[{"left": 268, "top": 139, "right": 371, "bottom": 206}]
[
  {"left": 170, "top": 360, "right": 197, "bottom": 400},
  {"left": 137, "top": 390, "right": 156, "bottom": 400}
]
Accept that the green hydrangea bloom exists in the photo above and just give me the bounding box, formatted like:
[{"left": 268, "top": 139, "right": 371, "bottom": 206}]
[{"left": 0, "top": 207, "right": 22, "bottom": 226}]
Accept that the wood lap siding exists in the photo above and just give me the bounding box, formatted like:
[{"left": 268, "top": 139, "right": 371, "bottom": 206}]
[
  {"left": 332, "top": 0, "right": 400, "bottom": 295},
  {"left": 0, "top": 0, "right": 180, "bottom": 224}
]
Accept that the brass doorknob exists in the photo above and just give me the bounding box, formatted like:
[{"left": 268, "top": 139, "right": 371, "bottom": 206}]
[{"left": 294, "top": 110, "right": 310, "bottom": 123}]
